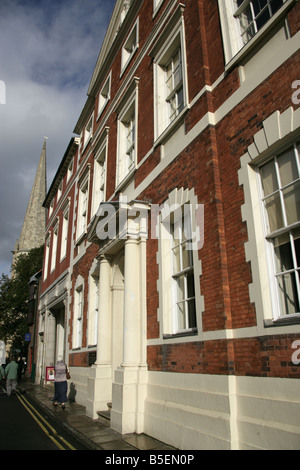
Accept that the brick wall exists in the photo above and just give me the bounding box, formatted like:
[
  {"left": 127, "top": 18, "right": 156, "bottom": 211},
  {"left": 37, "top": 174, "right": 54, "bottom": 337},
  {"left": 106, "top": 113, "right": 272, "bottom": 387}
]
[
  {"left": 68, "top": 243, "right": 99, "bottom": 367},
  {"left": 43, "top": 0, "right": 300, "bottom": 380},
  {"left": 147, "top": 334, "right": 300, "bottom": 378},
  {"left": 140, "top": 5, "right": 300, "bottom": 379}
]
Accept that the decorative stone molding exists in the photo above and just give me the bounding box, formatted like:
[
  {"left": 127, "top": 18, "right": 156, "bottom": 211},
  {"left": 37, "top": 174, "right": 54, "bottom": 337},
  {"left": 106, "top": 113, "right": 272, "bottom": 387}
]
[{"left": 238, "top": 106, "right": 300, "bottom": 327}]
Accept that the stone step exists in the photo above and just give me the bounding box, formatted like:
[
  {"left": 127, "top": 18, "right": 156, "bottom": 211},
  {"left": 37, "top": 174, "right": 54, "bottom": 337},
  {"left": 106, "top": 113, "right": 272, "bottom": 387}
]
[{"left": 97, "top": 402, "right": 112, "bottom": 423}]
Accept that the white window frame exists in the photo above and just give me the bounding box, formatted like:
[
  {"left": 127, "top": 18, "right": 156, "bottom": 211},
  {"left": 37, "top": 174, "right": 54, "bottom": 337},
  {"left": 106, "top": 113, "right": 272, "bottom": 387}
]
[
  {"left": 153, "top": 21, "right": 188, "bottom": 141},
  {"left": 157, "top": 188, "right": 203, "bottom": 337},
  {"left": 170, "top": 207, "right": 197, "bottom": 333},
  {"left": 48, "top": 200, "right": 54, "bottom": 219},
  {"left": 73, "top": 285, "right": 84, "bottom": 349},
  {"left": 238, "top": 107, "right": 300, "bottom": 328},
  {"left": 83, "top": 114, "right": 94, "bottom": 150},
  {"left": 67, "top": 159, "right": 73, "bottom": 182},
  {"left": 258, "top": 142, "right": 300, "bottom": 319},
  {"left": 97, "top": 72, "right": 111, "bottom": 119},
  {"left": 57, "top": 181, "right": 62, "bottom": 202},
  {"left": 77, "top": 174, "right": 89, "bottom": 241},
  {"left": 116, "top": 90, "right": 138, "bottom": 188},
  {"left": 50, "top": 220, "right": 59, "bottom": 273},
  {"left": 60, "top": 203, "right": 69, "bottom": 261},
  {"left": 121, "top": 18, "right": 139, "bottom": 75},
  {"left": 218, "top": 0, "right": 292, "bottom": 64},
  {"left": 88, "top": 260, "right": 100, "bottom": 347},
  {"left": 153, "top": 0, "right": 164, "bottom": 17},
  {"left": 92, "top": 140, "right": 107, "bottom": 218},
  {"left": 234, "top": 0, "right": 287, "bottom": 46},
  {"left": 43, "top": 234, "right": 50, "bottom": 281}
]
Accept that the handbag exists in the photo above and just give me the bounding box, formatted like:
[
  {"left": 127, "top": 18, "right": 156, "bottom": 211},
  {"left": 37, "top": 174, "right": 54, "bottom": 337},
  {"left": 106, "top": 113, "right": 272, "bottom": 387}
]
[{"left": 66, "top": 369, "right": 71, "bottom": 380}]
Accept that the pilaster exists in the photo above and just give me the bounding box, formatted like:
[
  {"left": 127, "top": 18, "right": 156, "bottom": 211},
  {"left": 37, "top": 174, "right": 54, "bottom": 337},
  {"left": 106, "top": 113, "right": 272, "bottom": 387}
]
[{"left": 86, "top": 255, "right": 112, "bottom": 419}]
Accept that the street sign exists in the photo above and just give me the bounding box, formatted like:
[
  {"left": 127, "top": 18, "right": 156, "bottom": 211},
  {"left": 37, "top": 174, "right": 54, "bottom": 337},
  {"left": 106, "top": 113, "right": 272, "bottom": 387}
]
[{"left": 25, "top": 333, "right": 31, "bottom": 342}]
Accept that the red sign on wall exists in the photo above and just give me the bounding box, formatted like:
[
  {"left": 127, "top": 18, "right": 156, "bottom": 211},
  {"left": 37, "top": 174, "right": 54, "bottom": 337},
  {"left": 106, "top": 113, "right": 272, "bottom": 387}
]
[{"left": 46, "top": 366, "right": 55, "bottom": 382}]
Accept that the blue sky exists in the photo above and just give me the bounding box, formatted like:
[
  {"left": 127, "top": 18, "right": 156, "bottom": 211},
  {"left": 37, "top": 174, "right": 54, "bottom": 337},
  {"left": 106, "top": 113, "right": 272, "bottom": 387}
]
[{"left": 0, "top": 0, "right": 116, "bottom": 276}]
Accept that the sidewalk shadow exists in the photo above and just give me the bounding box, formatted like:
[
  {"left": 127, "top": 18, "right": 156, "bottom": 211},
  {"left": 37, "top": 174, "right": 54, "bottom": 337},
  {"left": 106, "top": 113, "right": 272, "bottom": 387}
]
[{"left": 68, "top": 382, "right": 77, "bottom": 402}]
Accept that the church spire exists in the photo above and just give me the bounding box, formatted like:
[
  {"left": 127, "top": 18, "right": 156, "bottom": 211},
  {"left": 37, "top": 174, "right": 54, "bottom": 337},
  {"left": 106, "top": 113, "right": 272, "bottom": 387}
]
[{"left": 12, "top": 139, "right": 47, "bottom": 274}]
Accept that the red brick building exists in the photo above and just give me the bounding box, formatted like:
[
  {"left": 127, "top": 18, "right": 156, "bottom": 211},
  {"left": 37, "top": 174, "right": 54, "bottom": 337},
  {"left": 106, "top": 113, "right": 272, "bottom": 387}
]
[{"left": 37, "top": 0, "right": 300, "bottom": 449}]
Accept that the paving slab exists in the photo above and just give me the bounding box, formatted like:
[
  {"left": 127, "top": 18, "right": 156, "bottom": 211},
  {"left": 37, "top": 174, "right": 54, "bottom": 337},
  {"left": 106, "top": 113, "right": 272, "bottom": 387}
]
[{"left": 18, "top": 380, "right": 176, "bottom": 451}]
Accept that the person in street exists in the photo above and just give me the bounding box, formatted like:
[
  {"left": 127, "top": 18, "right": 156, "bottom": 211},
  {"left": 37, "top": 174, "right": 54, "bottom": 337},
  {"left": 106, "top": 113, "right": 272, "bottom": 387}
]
[
  {"left": 5, "top": 357, "right": 19, "bottom": 396},
  {"left": 52, "top": 357, "right": 68, "bottom": 409},
  {"left": 17, "top": 357, "right": 24, "bottom": 383},
  {"left": 0, "top": 364, "right": 5, "bottom": 380}
]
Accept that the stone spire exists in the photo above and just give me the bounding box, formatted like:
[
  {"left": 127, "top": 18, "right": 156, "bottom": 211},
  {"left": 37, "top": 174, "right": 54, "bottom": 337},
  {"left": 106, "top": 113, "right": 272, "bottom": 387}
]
[{"left": 12, "top": 139, "right": 47, "bottom": 274}]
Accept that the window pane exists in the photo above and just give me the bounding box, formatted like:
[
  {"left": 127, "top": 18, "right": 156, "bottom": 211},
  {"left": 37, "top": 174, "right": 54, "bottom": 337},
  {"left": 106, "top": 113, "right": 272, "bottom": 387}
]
[
  {"left": 187, "top": 272, "right": 195, "bottom": 298},
  {"left": 256, "top": 7, "right": 271, "bottom": 31},
  {"left": 283, "top": 181, "right": 300, "bottom": 226},
  {"left": 177, "top": 88, "right": 184, "bottom": 114},
  {"left": 252, "top": 0, "right": 268, "bottom": 17},
  {"left": 172, "top": 219, "right": 181, "bottom": 242},
  {"left": 165, "top": 64, "right": 173, "bottom": 95},
  {"left": 177, "top": 302, "right": 186, "bottom": 330},
  {"left": 293, "top": 228, "right": 300, "bottom": 267},
  {"left": 274, "top": 233, "right": 293, "bottom": 272},
  {"left": 261, "top": 160, "right": 278, "bottom": 195},
  {"left": 183, "top": 210, "right": 192, "bottom": 241},
  {"left": 242, "top": 24, "right": 256, "bottom": 44},
  {"left": 237, "top": 0, "right": 284, "bottom": 44},
  {"left": 277, "top": 272, "right": 300, "bottom": 315},
  {"left": 264, "top": 193, "right": 283, "bottom": 232},
  {"left": 239, "top": 5, "right": 253, "bottom": 32},
  {"left": 278, "top": 148, "right": 298, "bottom": 187},
  {"left": 270, "top": 0, "right": 284, "bottom": 15},
  {"left": 173, "top": 53, "right": 182, "bottom": 88},
  {"left": 182, "top": 242, "right": 193, "bottom": 270},
  {"left": 173, "top": 245, "right": 181, "bottom": 273},
  {"left": 176, "top": 276, "right": 185, "bottom": 302},
  {"left": 169, "top": 95, "right": 177, "bottom": 121},
  {"left": 187, "top": 299, "right": 197, "bottom": 328}
]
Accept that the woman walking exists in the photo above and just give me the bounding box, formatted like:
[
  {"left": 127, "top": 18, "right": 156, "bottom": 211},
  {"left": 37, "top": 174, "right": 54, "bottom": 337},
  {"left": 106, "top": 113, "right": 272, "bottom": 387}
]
[{"left": 52, "top": 357, "right": 69, "bottom": 409}]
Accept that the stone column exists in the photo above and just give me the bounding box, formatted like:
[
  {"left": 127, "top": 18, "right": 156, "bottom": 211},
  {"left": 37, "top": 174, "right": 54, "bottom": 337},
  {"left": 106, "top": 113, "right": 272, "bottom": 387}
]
[
  {"left": 122, "top": 238, "right": 139, "bottom": 367},
  {"left": 42, "top": 310, "right": 56, "bottom": 385},
  {"left": 111, "top": 237, "right": 147, "bottom": 435},
  {"left": 86, "top": 255, "right": 112, "bottom": 419},
  {"left": 95, "top": 255, "right": 111, "bottom": 365}
]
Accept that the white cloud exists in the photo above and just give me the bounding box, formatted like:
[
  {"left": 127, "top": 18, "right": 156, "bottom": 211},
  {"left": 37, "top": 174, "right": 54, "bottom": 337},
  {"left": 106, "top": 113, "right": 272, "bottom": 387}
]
[{"left": 0, "top": 0, "right": 116, "bottom": 276}]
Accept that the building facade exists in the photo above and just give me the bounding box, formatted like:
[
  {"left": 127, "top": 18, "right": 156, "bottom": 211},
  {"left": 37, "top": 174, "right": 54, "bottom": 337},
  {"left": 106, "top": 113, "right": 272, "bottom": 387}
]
[{"left": 36, "top": 0, "right": 300, "bottom": 449}]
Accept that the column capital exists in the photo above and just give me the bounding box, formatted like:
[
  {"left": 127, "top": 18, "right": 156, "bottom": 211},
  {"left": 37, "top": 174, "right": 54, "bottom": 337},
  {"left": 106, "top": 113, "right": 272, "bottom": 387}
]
[{"left": 99, "top": 253, "right": 113, "bottom": 263}]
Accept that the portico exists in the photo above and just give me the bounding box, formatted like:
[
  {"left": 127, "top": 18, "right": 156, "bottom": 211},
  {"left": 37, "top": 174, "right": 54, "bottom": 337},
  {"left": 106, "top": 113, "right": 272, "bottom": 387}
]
[{"left": 86, "top": 200, "right": 150, "bottom": 434}]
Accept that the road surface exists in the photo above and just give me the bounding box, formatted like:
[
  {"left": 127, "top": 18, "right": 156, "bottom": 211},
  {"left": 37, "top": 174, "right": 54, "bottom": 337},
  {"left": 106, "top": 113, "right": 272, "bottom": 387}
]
[{"left": 0, "top": 382, "right": 88, "bottom": 450}]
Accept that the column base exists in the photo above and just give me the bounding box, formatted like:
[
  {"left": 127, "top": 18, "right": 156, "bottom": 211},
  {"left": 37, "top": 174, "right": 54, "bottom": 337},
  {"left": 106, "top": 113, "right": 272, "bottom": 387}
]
[
  {"left": 86, "top": 364, "right": 112, "bottom": 419},
  {"left": 110, "top": 366, "right": 148, "bottom": 434}
]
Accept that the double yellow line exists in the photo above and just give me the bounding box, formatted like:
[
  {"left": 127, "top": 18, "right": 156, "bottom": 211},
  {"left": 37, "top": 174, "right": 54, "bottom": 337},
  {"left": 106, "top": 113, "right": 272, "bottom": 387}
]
[{"left": 16, "top": 392, "right": 76, "bottom": 450}]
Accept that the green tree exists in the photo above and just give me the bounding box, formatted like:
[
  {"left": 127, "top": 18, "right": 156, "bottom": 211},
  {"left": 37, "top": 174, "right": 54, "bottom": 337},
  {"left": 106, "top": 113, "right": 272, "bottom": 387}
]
[{"left": 0, "top": 245, "right": 44, "bottom": 352}]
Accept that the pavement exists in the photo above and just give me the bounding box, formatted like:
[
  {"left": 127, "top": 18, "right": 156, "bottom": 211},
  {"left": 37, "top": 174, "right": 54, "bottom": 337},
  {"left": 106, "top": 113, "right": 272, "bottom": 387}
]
[{"left": 18, "top": 379, "right": 176, "bottom": 451}]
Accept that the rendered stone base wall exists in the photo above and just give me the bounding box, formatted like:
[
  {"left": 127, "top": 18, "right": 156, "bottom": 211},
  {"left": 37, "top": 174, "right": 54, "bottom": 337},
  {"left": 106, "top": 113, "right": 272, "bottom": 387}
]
[{"left": 144, "top": 371, "right": 300, "bottom": 450}]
